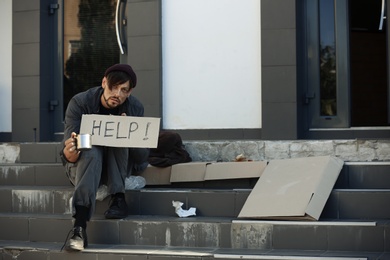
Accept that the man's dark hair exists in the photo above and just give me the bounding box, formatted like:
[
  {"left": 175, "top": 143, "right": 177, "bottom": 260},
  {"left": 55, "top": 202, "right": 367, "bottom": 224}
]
[
  {"left": 106, "top": 71, "right": 135, "bottom": 89},
  {"left": 104, "top": 64, "right": 137, "bottom": 88}
]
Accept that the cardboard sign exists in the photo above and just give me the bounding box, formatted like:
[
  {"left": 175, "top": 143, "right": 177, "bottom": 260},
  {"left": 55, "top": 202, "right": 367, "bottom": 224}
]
[{"left": 80, "top": 114, "right": 160, "bottom": 148}]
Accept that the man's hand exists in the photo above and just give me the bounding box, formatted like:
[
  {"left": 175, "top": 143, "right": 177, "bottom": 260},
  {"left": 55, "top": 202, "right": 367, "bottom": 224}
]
[{"left": 63, "top": 132, "right": 80, "bottom": 163}]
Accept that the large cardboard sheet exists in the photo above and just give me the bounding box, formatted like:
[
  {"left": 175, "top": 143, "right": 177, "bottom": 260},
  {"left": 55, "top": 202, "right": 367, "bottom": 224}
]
[
  {"left": 80, "top": 114, "right": 160, "bottom": 148},
  {"left": 238, "top": 156, "right": 344, "bottom": 220}
]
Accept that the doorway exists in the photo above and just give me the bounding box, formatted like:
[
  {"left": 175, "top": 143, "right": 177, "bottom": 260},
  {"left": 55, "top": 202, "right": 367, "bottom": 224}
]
[
  {"left": 349, "top": 0, "right": 389, "bottom": 126},
  {"left": 306, "top": 0, "right": 390, "bottom": 129},
  {"left": 63, "top": 0, "right": 120, "bottom": 115}
]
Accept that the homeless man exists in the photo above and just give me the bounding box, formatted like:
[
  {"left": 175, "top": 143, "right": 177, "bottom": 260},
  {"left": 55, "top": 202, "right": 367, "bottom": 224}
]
[{"left": 60, "top": 64, "right": 149, "bottom": 251}]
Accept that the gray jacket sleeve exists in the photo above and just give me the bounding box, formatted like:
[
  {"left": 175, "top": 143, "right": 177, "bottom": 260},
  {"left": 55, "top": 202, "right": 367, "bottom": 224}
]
[{"left": 63, "top": 97, "right": 84, "bottom": 145}]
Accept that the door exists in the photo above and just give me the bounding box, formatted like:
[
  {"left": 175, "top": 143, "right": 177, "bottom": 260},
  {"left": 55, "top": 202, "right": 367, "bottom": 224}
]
[
  {"left": 62, "top": 0, "right": 121, "bottom": 115},
  {"left": 305, "top": 0, "right": 390, "bottom": 129}
]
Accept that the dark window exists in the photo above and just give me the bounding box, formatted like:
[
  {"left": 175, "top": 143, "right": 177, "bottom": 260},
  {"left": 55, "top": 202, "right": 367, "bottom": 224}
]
[{"left": 319, "top": 0, "right": 337, "bottom": 117}]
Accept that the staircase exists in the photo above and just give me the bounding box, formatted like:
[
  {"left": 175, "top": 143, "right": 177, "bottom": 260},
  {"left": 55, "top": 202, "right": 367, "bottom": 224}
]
[{"left": 0, "top": 141, "right": 390, "bottom": 260}]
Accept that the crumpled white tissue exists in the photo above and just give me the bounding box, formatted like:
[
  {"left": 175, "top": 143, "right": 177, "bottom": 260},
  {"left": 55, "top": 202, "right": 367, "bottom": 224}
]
[{"left": 172, "top": 200, "right": 196, "bottom": 217}]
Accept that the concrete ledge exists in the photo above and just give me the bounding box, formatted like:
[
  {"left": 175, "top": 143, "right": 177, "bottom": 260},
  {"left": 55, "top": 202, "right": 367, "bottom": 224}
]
[
  {"left": 184, "top": 139, "right": 390, "bottom": 162},
  {"left": 2, "top": 139, "right": 390, "bottom": 164}
]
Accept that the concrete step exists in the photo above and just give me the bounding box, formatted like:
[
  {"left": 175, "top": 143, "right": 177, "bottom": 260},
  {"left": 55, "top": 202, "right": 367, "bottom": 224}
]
[
  {"left": 0, "top": 163, "right": 70, "bottom": 186},
  {"left": 2, "top": 162, "right": 390, "bottom": 190},
  {"left": 3, "top": 139, "right": 390, "bottom": 164},
  {"left": 336, "top": 162, "right": 390, "bottom": 189},
  {"left": 322, "top": 189, "right": 390, "bottom": 219},
  {"left": 0, "top": 240, "right": 382, "bottom": 260},
  {"left": 0, "top": 162, "right": 259, "bottom": 189},
  {"left": 0, "top": 213, "right": 388, "bottom": 253},
  {"left": 0, "top": 187, "right": 247, "bottom": 217},
  {"left": 1, "top": 187, "right": 390, "bottom": 220}
]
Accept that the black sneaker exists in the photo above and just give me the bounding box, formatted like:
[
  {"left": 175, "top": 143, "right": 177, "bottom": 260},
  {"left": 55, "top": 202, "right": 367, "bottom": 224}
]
[
  {"left": 62, "top": 226, "right": 88, "bottom": 251},
  {"left": 104, "top": 194, "right": 128, "bottom": 219}
]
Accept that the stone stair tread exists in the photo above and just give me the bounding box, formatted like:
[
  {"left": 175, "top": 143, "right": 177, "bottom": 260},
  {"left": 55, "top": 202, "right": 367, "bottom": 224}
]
[
  {"left": 0, "top": 240, "right": 214, "bottom": 256},
  {"left": 214, "top": 248, "right": 379, "bottom": 260},
  {"left": 232, "top": 219, "right": 381, "bottom": 226},
  {"left": 1, "top": 186, "right": 253, "bottom": 193},
  {"left": 0, "top": 212, "right": 73, "bottom": 219},
  {"left": 0, "top": 162, "right": 61, "bottom": 166},
  {"left": 0, "top": 211, "right": 387, "bottom": 225},
  {"left": 4, "top": 185, "right": 390, "bottom": 192},
  {"left": 0, "top": 240, "right": 384, "bottom": 259},
  {"left": 345, "top": 161, "right": 390, "bottom": 165},
  {"left": 0, "top": 185, "right": 72, "bottom": 190},
  {"left": 0, "top": 211, "right": 232, "bottom": 222},
  {"left": 0, "top": 211, "right": 233, "bottom": 221},
  {"left": 333, "top": 188, "right": 390, "bottom": 191}
]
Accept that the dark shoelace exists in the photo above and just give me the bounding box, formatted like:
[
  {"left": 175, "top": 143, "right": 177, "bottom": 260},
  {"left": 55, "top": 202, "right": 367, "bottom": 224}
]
[{"left": 60, "top": 228, "right": 74, "bottom": 251}]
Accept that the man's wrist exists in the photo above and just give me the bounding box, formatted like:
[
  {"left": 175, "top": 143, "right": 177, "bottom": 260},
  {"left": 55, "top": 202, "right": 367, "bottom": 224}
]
[{"left": 60, "top": 147, "right": 79, "bottom": 164}]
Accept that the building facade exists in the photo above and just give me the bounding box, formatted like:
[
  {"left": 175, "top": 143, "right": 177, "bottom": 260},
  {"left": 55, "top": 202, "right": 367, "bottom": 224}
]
[{"left": 3, "top": 0, "right": 390, "bottom": 142}]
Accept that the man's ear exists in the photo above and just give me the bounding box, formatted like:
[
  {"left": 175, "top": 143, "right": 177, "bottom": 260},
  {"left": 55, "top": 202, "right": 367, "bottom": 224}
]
[{"left": 102, "top": 77, "right": 107, "bottom": 89}]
